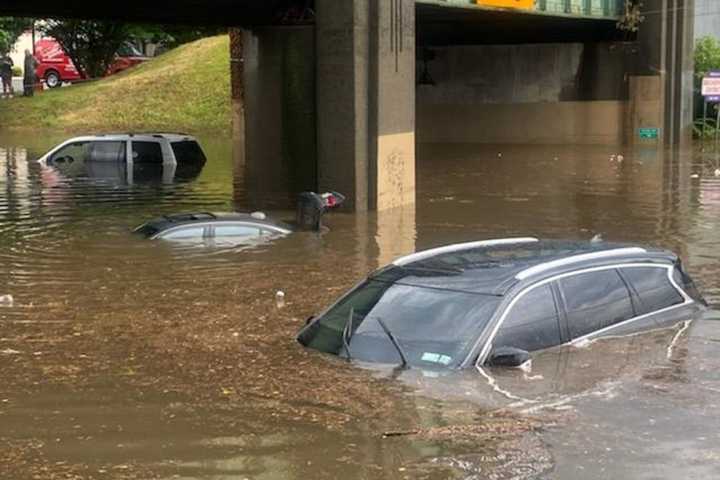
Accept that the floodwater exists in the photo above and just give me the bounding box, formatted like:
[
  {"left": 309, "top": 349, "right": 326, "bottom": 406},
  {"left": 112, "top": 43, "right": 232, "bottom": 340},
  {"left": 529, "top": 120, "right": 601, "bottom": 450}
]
[{"left": 2, "top": 133, "right": 720, "bottom": 479}]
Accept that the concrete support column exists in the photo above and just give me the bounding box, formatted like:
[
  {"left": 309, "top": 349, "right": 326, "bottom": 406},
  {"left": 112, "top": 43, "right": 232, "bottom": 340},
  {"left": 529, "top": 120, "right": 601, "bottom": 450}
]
[
  {"left": 316, "top": 0, "right": 416, "bottom": 211},
  {"left": 634, "top": 0, "right": 695, "bottom": 146},
  {"left": 241, "top": 26, "right": 317, "bottom": 208}
]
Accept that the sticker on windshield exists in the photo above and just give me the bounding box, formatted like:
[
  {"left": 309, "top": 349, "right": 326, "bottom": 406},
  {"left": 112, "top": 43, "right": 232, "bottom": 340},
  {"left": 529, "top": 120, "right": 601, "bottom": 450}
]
[{"left": 421, "top": 352, "right": 452, "bottom": 365}]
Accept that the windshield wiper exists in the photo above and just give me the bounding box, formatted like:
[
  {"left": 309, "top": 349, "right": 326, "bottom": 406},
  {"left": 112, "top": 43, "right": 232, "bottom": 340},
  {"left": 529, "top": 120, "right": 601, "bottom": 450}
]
[
  {"left": 342, "top": 307, "right": 354, "bottom": 361},
  {"left": 376, "top": 317, "right": 409, "bottom": 369}
]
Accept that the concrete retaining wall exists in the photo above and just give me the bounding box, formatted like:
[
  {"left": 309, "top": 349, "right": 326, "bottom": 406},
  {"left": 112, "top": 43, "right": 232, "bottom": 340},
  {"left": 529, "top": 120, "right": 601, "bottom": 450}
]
[
  {"left": 418, "top": 101, "right": 626, "bottom": 144},
  {"left": 416, "top": 42, "right": 633, "bottom": 144}
]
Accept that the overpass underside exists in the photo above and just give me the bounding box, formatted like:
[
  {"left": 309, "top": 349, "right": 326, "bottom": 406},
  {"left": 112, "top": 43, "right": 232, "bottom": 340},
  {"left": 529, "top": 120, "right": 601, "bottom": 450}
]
[
  {"left": 0, "top": 0, "right": 695, "bottom": 211},
  {"left": 238, "top": 0, "right": 693, "bottom": 211}
]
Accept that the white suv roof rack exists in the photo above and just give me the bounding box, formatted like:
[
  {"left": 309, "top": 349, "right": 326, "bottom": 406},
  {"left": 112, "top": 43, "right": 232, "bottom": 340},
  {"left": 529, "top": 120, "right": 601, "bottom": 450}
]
[
  {"left": 514, "top": 247, "right": 648, "bottom": 280},
  {"left": 392, "top": 238, "right": 540, "bottom": 267}
]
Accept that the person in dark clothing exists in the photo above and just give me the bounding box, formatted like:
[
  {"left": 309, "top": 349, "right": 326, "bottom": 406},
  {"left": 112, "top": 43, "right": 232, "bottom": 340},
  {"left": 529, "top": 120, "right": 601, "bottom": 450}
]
[
  {"left": 0, "top": 54, "right": 13, "bottom": 98},
  {"left": 23, "top": 49, "right": 38, "bottom": 97}
]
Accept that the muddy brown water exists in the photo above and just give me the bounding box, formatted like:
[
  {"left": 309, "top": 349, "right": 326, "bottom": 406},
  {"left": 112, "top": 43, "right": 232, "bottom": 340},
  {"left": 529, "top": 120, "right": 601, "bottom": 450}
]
[{"left": 2, "top": 133, "right": 720, "bottom": 479}]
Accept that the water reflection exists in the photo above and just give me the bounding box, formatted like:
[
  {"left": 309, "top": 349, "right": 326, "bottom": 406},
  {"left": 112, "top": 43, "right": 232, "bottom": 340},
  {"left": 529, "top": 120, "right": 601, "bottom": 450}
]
[{"left": 3, "top": 134, "right": 720, "bottom": 479}]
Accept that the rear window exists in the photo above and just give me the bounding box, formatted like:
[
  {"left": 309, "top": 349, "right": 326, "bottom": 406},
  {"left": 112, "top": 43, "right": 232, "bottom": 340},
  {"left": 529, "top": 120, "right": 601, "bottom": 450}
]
[
  {"left": 673, "top": 264, "right": 705, "bottom": 305},
  {"left": 622, "top": 267, "right": 684, "bottom": 313},
  {"left": 171, "top": 141, "right": 206, "bottom": 164},
  {"left": 298, "top": 280, "right": 500, "bottom": 368}
]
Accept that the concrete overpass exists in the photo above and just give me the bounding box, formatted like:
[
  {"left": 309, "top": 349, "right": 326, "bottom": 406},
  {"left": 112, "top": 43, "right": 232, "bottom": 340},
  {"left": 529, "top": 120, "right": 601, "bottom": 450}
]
[{"left": 0, "top": 0, "right": 695, "bottom": 211}]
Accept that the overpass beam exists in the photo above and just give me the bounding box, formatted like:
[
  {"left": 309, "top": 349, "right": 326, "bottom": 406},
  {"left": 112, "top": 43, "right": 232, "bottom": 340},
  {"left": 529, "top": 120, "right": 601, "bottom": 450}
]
[{"left": 316, "top": 0, "right": 416, "bottom": 211}]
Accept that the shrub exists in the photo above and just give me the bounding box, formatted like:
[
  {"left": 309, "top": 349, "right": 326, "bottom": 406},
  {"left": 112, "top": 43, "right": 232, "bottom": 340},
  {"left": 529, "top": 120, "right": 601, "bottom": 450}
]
[{"left": 695, "top": 36, "right": 720, "bottom": 79}]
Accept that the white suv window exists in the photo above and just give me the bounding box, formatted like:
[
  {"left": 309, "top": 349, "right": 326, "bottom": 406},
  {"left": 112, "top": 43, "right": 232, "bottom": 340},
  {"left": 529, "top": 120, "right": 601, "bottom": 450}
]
[
  {"left": 214, "top": 225, "right": 261, "bottom": 238},
  {"left": 161, "top": 226, "right": 206, "bottom": 240},
  {"left": 132, "top": 141, "right": 164, "bottom": 164},
  {"left": 49, "top": 141, "right": 126, "bottom": 175}
]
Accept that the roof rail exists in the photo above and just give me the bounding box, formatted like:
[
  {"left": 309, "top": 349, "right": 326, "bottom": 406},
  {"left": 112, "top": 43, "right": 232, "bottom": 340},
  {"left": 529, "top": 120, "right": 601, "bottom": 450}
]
[
  {"left": 514, "top": 247, "right": 647, "bottom": 280},
  {"left": 392, "top": 238, "right": 540, "bottom": 267}
]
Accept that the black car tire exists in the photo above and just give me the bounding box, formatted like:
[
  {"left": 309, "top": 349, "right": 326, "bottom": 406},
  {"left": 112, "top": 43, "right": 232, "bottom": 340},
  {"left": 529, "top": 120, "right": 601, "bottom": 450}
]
[{"left": 45, "top": 70, "right": 61, "bottom": 89}]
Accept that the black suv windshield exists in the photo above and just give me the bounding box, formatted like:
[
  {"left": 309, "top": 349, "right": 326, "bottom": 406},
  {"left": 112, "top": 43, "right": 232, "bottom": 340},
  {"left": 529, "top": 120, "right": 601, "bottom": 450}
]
[{"left": 298, "top": 280, "right": 500, "bottom": 368}]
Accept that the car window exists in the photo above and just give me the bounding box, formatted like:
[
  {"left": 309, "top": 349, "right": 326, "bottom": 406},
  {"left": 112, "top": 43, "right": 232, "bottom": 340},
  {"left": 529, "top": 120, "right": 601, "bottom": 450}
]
[
  {"left": 558, "top": 269, "right": 634, "bottom": 339},
  {"left": 88, "top": 141, "right": 126, "bottom": 162},
  {"left": 160, "top": 226, "right": 205, "bottom": 240},
  {"left": 214, "top": 225, "right": 261, "bottom": 238},
  {"left": 117, "top": 42, "right": 142, "bottom": 57},
  {"left": 673, "top": 265, "right": 704, "bottom": 304},
  {"left": 493, "top": 284, "right": 561, "bottom": 353},
  {"left": 49, "top": 141, "right": 126, "bottom": 176},
  {"left": 171, "top": 141, "right": 207, "bottom": 164},
  {"left": 48, "top": 142, "right": 90, "bottom": 174},
  {"left": 132, "top": 141, "right": 164, "bottom": 164},
  {"left": 50, "top": 142, "right": 88, "bottom": 163},
  {"left": 622, "top": 267, "right": 684, "bottom": 313},
  {"left": 297, "top": 280, "right": 501, "bottom": 368}
]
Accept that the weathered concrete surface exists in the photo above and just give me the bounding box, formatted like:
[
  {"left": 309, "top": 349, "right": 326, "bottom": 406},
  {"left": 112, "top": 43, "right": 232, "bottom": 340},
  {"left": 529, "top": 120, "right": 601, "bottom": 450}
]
[
  {"left": 694, "top": 0, "right": 719, "bottom": 39},
  {"left": 637, "top": 0, "right": 695, "bottom": 146},
  {"left": 418, "top": 101, "right": 626, "bottom": 144},
  {"left": 370, "top": 0, "right": 416, "bottom": 211},
  {"left": 242, "top": 26, "right": 317, "bottom": 208},
  {"left": 416, "top": 42, "right": 630, "bottom": 144},
  {"left": 317, "top": 0, "right": 415, "bottom": 211},
  {"left": 316, "top": 0, "right": 370, "bottom": 211},
  {"left": 627, "top": 76, "right": 665, "bottom": 145},
  {"left": 417, "top": 42, "right": 634, "bottom": 102}
]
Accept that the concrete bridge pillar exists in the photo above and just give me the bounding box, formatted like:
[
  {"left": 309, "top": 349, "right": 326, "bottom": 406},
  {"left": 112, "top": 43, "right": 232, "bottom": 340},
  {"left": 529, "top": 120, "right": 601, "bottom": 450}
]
[
  {"left": 632, "top": 0, "right": 695, "bottom": 146},
  {"left": 316, "top": 0, "right": 416, "bottom": 211},
  {"left": 237, "top": 26, "right": 318, "bottom": 208}
]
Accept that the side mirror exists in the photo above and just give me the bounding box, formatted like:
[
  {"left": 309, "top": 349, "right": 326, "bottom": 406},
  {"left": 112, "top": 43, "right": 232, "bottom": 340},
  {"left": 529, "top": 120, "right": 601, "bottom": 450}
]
[{"left": 487, "top": 346, "right": 530, "bottom": 368}]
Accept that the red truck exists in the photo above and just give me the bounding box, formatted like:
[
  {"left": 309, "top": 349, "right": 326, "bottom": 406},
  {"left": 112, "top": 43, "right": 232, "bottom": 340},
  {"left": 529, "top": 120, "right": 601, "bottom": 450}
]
[{"left": 34, "top": 38, "right": 148, "bottom": 88}]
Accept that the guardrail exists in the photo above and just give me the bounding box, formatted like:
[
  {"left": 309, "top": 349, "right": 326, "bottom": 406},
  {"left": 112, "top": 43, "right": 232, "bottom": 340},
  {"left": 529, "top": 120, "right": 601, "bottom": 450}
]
[{"left": 418, "top": 0, "right": 624, "bottom": 19}]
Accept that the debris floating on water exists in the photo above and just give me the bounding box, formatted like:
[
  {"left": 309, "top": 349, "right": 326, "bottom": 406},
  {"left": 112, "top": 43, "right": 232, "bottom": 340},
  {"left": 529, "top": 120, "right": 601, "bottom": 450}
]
[
  {"left": 275, "top": 291, "right": 286, "bottom": 309},
  {"left": 715, "top": 168, "right": 720, "bottom": 177},
  {"left": 591, "top": 233, "right": 604, "bottom": 243},
  {"left": 617, "top": 154, "right": 625, "bottom": 162},
  {"left": 0, "top": 294, "right": 13, "bottom": 307},
  {"left": 691, "top": 173, "right": 700, "bottom": 179}
]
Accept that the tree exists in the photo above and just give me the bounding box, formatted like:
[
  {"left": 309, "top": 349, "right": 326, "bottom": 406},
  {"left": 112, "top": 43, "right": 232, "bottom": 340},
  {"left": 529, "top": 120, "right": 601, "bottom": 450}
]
[
  {"left": 0, "top": 17, "right": 33, "bottom": 55},
  {"left": 39, "top": 20, "right": 131, "bottom": 79},
  {"left": 126, "top": 23, "right": 225, "bottom": 56},
  {"left": 695, "top": 36, "right": 720, "bottom": 79}
]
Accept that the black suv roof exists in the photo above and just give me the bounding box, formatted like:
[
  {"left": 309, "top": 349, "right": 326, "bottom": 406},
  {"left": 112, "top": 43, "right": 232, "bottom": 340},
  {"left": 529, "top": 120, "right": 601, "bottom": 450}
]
[{"left": 371, "top": 239, "right": 676, "bottom": 296}]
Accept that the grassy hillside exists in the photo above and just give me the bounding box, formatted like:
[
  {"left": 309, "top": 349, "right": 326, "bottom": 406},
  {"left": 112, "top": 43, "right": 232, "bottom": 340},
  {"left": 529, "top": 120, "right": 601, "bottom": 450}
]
[{"left": 0, "top": 35, "right": 231, "bottom": 134}]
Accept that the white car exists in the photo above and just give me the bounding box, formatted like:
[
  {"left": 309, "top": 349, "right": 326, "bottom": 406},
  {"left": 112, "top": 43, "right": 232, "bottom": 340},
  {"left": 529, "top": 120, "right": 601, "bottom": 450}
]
[{"left": 37, "top": 133, "right": 206, "bottom": 183}]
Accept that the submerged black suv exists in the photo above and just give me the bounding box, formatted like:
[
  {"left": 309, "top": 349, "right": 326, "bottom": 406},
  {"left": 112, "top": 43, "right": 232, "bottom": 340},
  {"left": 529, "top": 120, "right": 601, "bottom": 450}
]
[{"left": 297, "top": 238, "right": 705, "bottom": 369}]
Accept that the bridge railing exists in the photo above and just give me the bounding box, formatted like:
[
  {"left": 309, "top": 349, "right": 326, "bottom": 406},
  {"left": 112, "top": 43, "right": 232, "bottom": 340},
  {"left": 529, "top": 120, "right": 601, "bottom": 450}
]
[
  {"left": 536, "top": 0, "right": 622, "bottom": 17},
  {"left": 421, "top": 0, "right": 624, "bottom": 19}
]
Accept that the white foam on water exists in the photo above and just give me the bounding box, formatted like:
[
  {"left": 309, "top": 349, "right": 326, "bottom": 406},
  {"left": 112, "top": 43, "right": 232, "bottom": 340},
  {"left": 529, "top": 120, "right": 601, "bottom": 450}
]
[{"left": 666, "top": 320, "right": 692, "bottom": 360}]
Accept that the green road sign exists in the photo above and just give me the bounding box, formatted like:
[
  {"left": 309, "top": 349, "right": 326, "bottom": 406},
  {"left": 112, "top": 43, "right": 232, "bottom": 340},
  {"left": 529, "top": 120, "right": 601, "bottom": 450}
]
[{"left": 639, "top": 128, "right": 659, "bottom": 139}]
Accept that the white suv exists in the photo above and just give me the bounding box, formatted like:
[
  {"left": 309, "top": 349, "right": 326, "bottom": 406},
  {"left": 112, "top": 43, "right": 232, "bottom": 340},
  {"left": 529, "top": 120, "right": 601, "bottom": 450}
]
[{"left": 37, "top": 133, "right": 206, "bottom": 170}]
